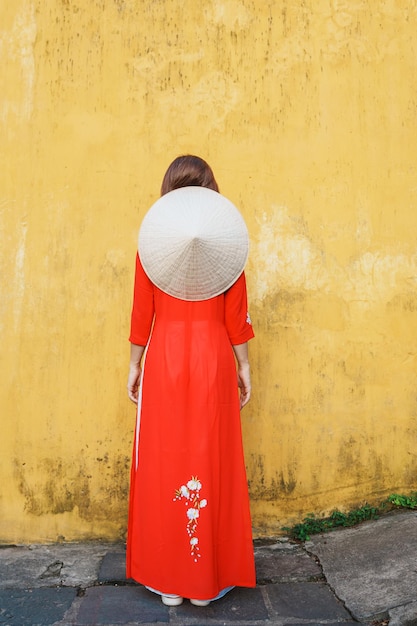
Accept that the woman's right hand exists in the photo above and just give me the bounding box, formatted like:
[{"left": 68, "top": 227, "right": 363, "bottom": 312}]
[
  {"left": 237, "top": 362, "right": 251, "bottom": 409},
  {"left": 232, "top": 342, "right": 251, "bottom": 409}
]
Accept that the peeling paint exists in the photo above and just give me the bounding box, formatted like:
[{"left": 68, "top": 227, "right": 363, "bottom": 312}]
[
  {"left": 12, "top": 220, "right": 28, "bottom": 333},
  {"left": 252, "top": 207, "right": 417, "bottom": 307},
  {"left": 0, "top": 0, "right": 36, "bottom": 123}
]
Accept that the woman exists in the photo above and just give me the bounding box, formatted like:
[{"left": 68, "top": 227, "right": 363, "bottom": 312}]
[{"left": 126, "top": 155, "right": 255, "bottom": 607}]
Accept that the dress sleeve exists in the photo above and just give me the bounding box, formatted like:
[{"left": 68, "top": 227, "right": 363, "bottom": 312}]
[
  {"left": 129, "top": 253, "right": 155, "bottom": 345},
  {"left": 224, "top": 271, "right": 255, "bottom": 345}
]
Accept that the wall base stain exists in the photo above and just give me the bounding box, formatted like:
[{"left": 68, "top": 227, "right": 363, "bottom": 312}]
[{"left": 13, "top": 453, "right": 130, "bottom": 523}]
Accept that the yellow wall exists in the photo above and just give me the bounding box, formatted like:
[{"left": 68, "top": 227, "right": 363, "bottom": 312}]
[{"left": 1, "top": 0, "right": 417, "bottom": 542}]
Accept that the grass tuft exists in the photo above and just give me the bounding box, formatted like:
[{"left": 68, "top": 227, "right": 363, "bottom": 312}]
[{"left": 283, "top": 492, "right": 417, "bottom": 541}]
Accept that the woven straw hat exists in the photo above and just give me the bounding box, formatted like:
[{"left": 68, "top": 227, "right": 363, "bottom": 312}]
[{"left": 138, "top": 186, "right": 249, "bottom": 301}]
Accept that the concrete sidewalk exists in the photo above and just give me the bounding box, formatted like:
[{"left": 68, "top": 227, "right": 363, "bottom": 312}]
[{"left": 0, "top": 509, "right": 416, "bottom": 626}]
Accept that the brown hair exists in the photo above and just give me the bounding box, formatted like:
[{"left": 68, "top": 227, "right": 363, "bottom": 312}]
[{"left": 160, "top": 155, "right": 219, "bottom": 196}]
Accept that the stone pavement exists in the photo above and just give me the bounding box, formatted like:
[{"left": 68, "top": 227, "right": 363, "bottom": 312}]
[{"left": 0, "top": 510, "right": 416, "bottom": 626}]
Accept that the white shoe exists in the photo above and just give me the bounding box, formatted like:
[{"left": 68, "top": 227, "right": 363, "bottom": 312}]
[
  {"left": 162, "top": 595, "right": 183, "bottom": 606},
  {"left": 190, "top": 598, "right": 211, "bottom": 606}
]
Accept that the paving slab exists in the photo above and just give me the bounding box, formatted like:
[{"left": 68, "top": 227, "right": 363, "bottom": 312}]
[
  {"left": 76, "top": 585, "right": 169, "bottom": 625},
  {"left": 0, "top": 587, "right": 76, "bottom": 626},
  {"left": 266, "top": 581, "right": 352, "bottom": 622},
  {"left": 98, "top": 551, "right": 132, "bottom": 584},
  {"left": 0, "top": 543, "right": 120, "bottom": 589},
  {"left": 254, "top": 542, "right": 323, "bottom": 584},
  {"left": 306, "top": 509, "right": 417, "bottom": 621},
  {"left": 175, "top": 587, "right": 268, "bottom": 623}
]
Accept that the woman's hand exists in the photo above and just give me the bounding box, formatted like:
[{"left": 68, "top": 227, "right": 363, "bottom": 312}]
[
  {"left": 127, "top": 344, "right": 145, "bottom": 404},
  {"left": 127, "top": 364, "right": 141, "bottom": 403},
  {"left": 232, "top": 342, "right": 251, "bottom": 409},
  {"left": 237, "top": 362, "right": 251, "bottom": 409}
]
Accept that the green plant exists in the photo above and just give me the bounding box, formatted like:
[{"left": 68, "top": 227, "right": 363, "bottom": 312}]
[
  {"left": 283, "top": 504, "right": 380, "bottom": 541},
  {"left": 387, "top": 492, "right": 417, "bottom": 509},
  {"left": 283, "top": 491, "right": 417, "bottom": 541}
]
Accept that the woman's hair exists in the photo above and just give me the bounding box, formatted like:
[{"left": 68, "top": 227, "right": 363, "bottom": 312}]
[{"left": 161, "top": 155, "right": 219, "bottom": 196}]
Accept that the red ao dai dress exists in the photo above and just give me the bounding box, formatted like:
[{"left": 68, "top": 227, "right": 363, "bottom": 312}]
[{"left": 126, "top": 254, "right": 255, "bottom": 601}]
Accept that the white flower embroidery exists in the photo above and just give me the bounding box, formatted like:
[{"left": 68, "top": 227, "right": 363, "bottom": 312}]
[
  {"left": 180, "top": 485, "right": 190, "bottom": 498},
  {"left": 187, "top": 478, "right": 202, "bottom": 491},
  {"left": 187, "top": 508, "right": 199, "bottom": 520},
  {"left": 174, "top": 475, "right": 207, "bottom": 563},
  {"left": 246, "top": 311, "right": 252, "bottom": 325}
]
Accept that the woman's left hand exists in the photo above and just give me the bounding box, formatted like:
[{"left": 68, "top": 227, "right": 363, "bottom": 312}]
[{"left": 127, "top": 364, "right": 141, "bottom": 403}]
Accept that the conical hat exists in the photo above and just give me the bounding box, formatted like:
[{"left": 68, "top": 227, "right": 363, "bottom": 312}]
[{"left": 138, "top": 186, "right": 249, "bottom": 301}]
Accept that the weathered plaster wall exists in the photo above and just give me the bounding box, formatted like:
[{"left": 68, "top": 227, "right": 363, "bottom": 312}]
[{"left": 1, "top": 0, "right": 416, "bottom": 541}]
